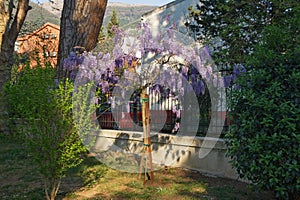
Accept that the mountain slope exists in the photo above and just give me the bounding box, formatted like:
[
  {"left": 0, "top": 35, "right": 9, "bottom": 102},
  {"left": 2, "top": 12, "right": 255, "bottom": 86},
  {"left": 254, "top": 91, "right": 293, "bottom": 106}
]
[
  {"left": 25, "top": 1, "right": 157, "bottom": 26},
  {"left": 103, "top": 2, "right": 157, "bottom": 28},
  {"left": 20, "top": 1, "right": 60, "bottom": 36},
  {"left": 21, "top": 2, "right": 157, "bottom": 38}
]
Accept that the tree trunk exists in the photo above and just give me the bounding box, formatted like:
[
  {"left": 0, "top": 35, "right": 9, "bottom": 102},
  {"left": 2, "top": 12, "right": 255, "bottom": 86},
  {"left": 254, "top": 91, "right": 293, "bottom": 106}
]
[
  {"left": 0, "top": 0, "right": 31, "bottom": 134},
  {"left": 139, "top": 89, "right": 154, "bottom": 181},
  {"left": 44, "top": 179, "right": 61, "bottom": 200},
  {"left": 57, "top": 0, "right": 108, "bottom": 80}
]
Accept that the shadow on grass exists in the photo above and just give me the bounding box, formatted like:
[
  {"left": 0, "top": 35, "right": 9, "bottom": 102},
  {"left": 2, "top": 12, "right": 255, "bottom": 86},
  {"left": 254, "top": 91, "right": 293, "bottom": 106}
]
[
  {"left": 169, "top": 168, "right": 276, "bottom": 200},
  {"left": 0, "top": 135, "right": 45, "bottom": 199},
  {"left": 0, "top": 134, "right": 276, "bottom": 200},
  {"left": 0, "top": 134, "right": 108, "bottom": 200},
  {"left": 60, "top": 155, "right": 108, "bottom": 193}
]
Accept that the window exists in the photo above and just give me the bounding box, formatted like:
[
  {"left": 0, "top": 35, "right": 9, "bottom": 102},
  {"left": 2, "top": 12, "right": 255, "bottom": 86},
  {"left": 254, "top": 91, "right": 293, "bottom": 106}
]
[
  {"left": 14, "top": 42, "right": 20, "bottom": 52},
  {"left": 50, "top": 52, "right": 57, "bottom": 57},
  {"left": 50, "top": 33, "right": 57, "bottom": 39},
  {"left": 41, "top": 33, "right": 49, "bottom": 39}
]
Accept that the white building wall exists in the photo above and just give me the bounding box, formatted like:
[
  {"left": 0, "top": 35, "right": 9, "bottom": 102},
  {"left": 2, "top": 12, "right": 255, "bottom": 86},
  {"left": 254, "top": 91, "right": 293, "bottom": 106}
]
[
  {"left": 141, "top": 0, "right": 228, "bottom": 113},
  {"left": 141, "top": 0, "right": 199, "bottom": 36}
]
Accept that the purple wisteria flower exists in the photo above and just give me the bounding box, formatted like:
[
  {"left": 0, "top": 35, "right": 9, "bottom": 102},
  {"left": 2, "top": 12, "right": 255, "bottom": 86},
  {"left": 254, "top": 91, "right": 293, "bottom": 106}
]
[
  {"left": 113, "top": 45, "right": 123, "bottom": 60},
  {"left": 192, "top": 79, "right": 206, "bottom": 96},
  {"left": 72, "top": 22, "right": 224, "bottom": 138},
  {"left": 233, "top": 64, "right": 247, "bottom": 82},
  {"left": 151, "top": 84, "right": 161, "bottom": 95},
  {"left": 101, "top": 81, "right": 109, "bottom": 93},
  {"left": 233, "top": 64, "right": 246, "bottom": 76},
  {"left": 181, "top": 65, "right": 189, "bottom": 77},
  {"left": 222, "top": 64, "right": 247, "bottom": 88},
  {"left": 115, "top": 58, "right": 123, "bottom": 69},
  {"left": 223, "top": 75, "right": 232, "bottom": 88},
  {"left": 172, "top": 122, "right": 180, "bottom": 133},
  {"left": 63, "top": 52, "right": 77, "bottom": 71}
]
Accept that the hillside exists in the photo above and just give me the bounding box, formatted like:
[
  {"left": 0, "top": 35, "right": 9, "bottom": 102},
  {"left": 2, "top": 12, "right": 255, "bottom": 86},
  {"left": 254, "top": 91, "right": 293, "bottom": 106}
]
[
  {"left": 20, "top": 1, "right": 60, "bottom": 36},
  {"left": 20, "top": 1, "right": 157, "bottom": 36},
  {"left": 40, "top": 1, "right": 157, "bottom": 26},
  {"left": 103, "top": 2, "right": 157, "bottom": 28}
]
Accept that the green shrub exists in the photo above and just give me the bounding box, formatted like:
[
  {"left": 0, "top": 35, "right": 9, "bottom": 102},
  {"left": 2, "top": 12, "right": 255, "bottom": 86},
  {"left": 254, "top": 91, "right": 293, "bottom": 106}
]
[
  {"left": 3, "top": 65, "right": 94, "bottom": 200},
  {"left": 226, "top": 20, "right": 300, "bottom": 200}
]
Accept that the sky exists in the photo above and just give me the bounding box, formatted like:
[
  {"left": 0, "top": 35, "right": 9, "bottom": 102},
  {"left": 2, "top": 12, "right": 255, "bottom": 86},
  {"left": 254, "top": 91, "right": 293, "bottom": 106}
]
[
  {"left": 108, "top": 0, "right": 174, "bottom": 6},
  {"left": 33, "top": 0, "right": 174, "bottom": 6}
]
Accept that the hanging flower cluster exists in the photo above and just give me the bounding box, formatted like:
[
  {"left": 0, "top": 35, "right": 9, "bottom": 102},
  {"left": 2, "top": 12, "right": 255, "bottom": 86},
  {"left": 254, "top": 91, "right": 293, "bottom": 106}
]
[
  {"left": 64, "top": 22, "right": 225, "bottom": 133},
  {"left": 223, "top": 64, "right": 247, "bottom": 88}
]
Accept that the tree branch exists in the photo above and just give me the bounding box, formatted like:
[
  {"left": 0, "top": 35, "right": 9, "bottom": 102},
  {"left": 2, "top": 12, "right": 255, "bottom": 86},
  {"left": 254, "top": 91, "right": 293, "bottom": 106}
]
[{"left": 7, "top": 0, "right": 31, "bottom": 45}]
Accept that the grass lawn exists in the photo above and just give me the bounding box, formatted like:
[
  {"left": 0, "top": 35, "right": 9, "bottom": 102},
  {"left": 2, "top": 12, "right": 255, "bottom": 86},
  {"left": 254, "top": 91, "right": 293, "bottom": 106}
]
[{"left": 0, "top": 135, "right": 275, "bottom": 200}]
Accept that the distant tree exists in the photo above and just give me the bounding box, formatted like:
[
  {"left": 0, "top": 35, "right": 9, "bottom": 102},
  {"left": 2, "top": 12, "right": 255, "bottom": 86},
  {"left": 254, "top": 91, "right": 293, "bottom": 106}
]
[
  {"left": 57, "top": 0, "right": 108, "bottom": 80},
  {"left": 186, "top": 0, "right": 273, "bottom": 65},
  {"left": 107, "top": 9, "right": 119, "bottom": 38},
  {"left": 19, "top": 20, "right": 44, "bottom": 36},
  {"left": 0, "top": 0, "right": 31, "bottom": 133}
]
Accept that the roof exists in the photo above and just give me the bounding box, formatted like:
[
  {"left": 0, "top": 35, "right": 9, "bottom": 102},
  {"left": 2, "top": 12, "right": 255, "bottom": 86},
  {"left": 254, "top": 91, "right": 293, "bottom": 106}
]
[{"left": 17, "top": 22, "right": 60, "bottom": 41}]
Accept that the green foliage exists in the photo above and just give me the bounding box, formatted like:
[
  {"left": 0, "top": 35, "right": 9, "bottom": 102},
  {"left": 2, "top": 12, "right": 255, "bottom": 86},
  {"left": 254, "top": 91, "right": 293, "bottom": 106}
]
[
  {"left": 107, "top": 10, "right": 119, "bottom": 38},
  {"left": 186, "top": 0, "right": 299, "bottom": 65},
  {"left": 188, "top": 0, "right": 300, "bottom": 198},
  {"left": 80, "top": 164, "right": 107, "bottom": 187},
  {"left": 98, "top": 26, "right": 106, "bottom": 42},
  {"left": 94, "top": 37, "right": 114, "bottom": 54},
  {"left": 3, "top": 64, "right": 96, "bottom": 199},
  {"left": 226, "top": 2, "right": 300, "bottom": 199}
]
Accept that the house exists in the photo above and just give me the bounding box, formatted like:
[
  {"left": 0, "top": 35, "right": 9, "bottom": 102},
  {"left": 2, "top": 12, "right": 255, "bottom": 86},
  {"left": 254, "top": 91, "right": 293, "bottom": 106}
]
[
  {"left": 141, "top": 0, "right": 228, "bottom": 115},
  {"left": 141, "top": 0, "right": 228, "bottom": 117},
  {"left": 15, "top": 22, "right": 60, "bottom": 68}
]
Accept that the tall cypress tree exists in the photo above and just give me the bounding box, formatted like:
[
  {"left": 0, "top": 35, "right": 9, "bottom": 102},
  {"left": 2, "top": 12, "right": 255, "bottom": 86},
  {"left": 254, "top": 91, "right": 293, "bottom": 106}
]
[
  {"left": 98, "top": 26, "right": 106, "bottom": 42},
  {"left": 107, "top": 9, "right": 119, "bottom": 38}
]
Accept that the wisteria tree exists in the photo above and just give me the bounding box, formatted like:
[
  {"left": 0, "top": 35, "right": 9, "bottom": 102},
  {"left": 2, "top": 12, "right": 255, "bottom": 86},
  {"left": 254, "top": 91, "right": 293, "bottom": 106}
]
[{"left": 65, "top": 21, "right": 227, "bottom": 179}]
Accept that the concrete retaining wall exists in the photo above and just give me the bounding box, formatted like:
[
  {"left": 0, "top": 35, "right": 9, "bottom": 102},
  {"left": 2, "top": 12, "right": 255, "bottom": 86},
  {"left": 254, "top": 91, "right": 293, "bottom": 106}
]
[{"left": 93, "top": 129, "right": 239, "bottom": 180}]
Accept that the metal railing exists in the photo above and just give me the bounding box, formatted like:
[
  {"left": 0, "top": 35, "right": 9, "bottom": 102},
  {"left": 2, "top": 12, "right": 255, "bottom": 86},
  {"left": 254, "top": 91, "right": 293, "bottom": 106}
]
[{"left": 96, "top": 66, "right": 232, "bottom": 137}]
